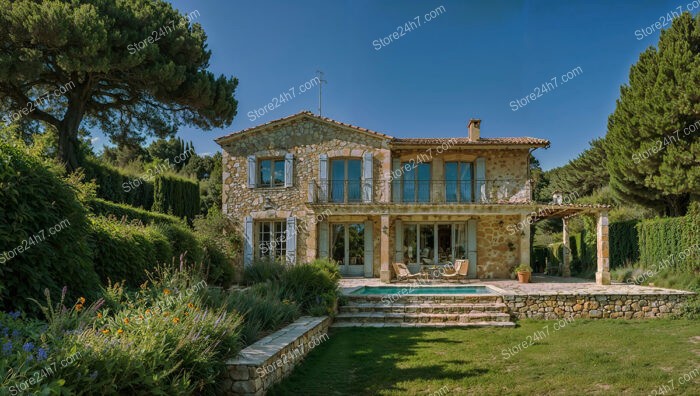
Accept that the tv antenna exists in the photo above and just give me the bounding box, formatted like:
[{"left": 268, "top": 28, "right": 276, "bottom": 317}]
[{"left": 316, "top": 70, "right": 327, "bottom": 116}]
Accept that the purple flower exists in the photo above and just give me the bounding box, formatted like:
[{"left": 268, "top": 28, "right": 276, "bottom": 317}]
[
  {"left": 22, "top": 342, "right": 34, "bottom": 352},
  {"left": 8, "top": 311, "right": 21, "bottom": 320},
  {"left": 2, "top": 341, "right": 12, "bottom": 355},
  {"left": 11, "top": 330, "right": 20, "bottom": 338},
  {"left": 37, "top": 347, "right": 48, "bottom": 361}
]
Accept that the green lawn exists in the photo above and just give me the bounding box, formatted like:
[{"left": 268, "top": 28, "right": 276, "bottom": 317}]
[{"left": 270, "top": 320, "right": 700, "bottom": 395}]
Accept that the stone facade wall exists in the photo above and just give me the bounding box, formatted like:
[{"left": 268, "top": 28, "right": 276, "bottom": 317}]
[
  {"left": 220, "top": 118, "right": 391, "bottom": 263},
  {"left": 222, "top": 316, "right": 331, "bottom": 396},
  {"left": 503, "top": 294, "right": 690, "bottom": 319},
  {"left": 219, "top": 117, "right": 532, "bottom": 274}
]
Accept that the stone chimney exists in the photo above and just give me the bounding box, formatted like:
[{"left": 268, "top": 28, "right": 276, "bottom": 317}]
[{"left": 468, "top": 119, "right": 481, "bottom": 141}]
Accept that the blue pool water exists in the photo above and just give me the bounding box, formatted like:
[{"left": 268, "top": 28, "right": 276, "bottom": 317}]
[{"left": 350, "top": 286, "right": 493, "bottom": 295}]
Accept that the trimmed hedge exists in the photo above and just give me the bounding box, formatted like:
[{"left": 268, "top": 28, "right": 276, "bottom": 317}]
[
  {"left": 87, "top": 198, "right": 183, "bottom": 226},
  {"left": 89, "top": 216, "right": 173, "bottom": 287},
  {"left": 81, "top": 158, "right": 154, "bottom": 209},
  {"left": 637, "top": 214, "right": 700, "bottom": 273},
  {"left": 0, "top": 143, "right": 101, "bottom": 314},
  {"left": 152, "top": 175, "right": 200, "bottom": 220},
  {"left": 609, "top": 220, "right": 639, "bottom": 269}
]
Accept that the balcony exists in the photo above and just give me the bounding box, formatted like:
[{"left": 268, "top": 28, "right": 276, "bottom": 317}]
[{"left": 308, "top": 179, "right": 531, "bottom": 204}]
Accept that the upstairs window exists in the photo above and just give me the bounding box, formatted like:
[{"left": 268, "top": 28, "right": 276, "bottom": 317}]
[{"left": 258, "top": 158, "right": 285, "bottom": 188}]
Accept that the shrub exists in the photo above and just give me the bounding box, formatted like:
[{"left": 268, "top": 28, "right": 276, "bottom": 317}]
[
  {"left": 215, "top": 282, "right": 299, "bottom": 345},
  {"left": 609, "top": 220, "right": 640, "bottom": 268},
  {"left": 89, "top": 217, "right": 172, "bottom": 287},
  {"left": 0, "top": 264, "right": 243, "bottom": 395},
  {"left": 244, "top": 258, "right": 287, "bottom": 284},
  {"left": 280, "top": 259, "right": 340, "bottom": 315},
  {"left": 0, "top": 143, "right": 101, "bottom": 314},
  {"left": 193, "top": 209, "right": 241, "bottom": 287},
  {"left": 87, "top": 198, "right": 183, "bottom": 226},
  {"left": 81, "top": 157, "right": 154, "bottom": 210},
  {"left": 637, "top": 214, "right": 700, "bottom": 273},
  {"left": 152, "top": 175, "right": 200, "bottom": 220}
]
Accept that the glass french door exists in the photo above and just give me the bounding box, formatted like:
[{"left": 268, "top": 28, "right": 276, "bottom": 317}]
[
  {"left": 330, "top": 159, "right": 362, "bottom": 203},
  {"left": 403, "top": 223, "right": 469, "bottom": 266},
  {"left": 445, "top": 162, "right": 474, "bottom": 202},
  {"left": 331, "top": 223, "right": 365, "bottom": 276}
]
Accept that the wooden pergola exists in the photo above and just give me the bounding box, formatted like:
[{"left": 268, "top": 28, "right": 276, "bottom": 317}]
[{"left": 524, "top": 203, "right": 612, "bottom": 285}]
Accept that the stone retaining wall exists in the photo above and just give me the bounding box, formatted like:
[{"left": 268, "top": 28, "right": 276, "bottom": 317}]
[
  {"left": 503, "top": 293, "right": 693, "bottom": 319},
  {"left": 221, "top": 316, "right": 331, "bottom": 395}
]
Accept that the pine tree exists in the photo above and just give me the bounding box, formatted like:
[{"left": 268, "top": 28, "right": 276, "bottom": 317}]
[{"left": 606, "top": 12, "right": 700, "bottom": 216}]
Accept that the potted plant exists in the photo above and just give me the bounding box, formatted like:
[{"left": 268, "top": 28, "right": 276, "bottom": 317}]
[{"left": 515, "top": 263, "right": 532, "bottom": 283}]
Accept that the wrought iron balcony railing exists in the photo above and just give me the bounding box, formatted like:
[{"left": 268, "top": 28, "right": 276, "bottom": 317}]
[{"left": 308, "top": 179, "right": 531, "bottom": 204}]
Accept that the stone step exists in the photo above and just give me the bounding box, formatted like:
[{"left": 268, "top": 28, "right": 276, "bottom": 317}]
[
  {"left": 331, "top": 321, "right": 516, "bottom": 328},
  {"left": 339, "top": 302, "right": 508, "bottom": 314},
  {"left": 334, "top": 312, "right": 512, "bottom": 324}
]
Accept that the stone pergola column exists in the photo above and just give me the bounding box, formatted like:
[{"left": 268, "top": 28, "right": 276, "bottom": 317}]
[
  {"left": 519, "top": 213, "right": 530, "bottom": 268},
  {"left": 380, "top": 214, "right": 391, "bottom": 283},
  {"left": 562, "top": 218, "right": 571, "bottom": 277},
  {"left": 596, "top": 211, "right": 610, "bottom": 285}
]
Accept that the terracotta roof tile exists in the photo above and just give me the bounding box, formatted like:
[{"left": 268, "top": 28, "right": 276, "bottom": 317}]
[
  {"left": 391, "top": 137, "right": 550, "bottom": 146},
  {"left": 215, "top": 111, "right": 549, "bottom": 148}
]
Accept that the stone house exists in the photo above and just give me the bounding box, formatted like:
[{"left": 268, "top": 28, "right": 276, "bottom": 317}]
[{"left": 216, "top": 111, "right": 611, "bottom": 283}]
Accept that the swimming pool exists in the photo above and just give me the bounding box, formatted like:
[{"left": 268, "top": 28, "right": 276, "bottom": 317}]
[{"left": 350, "top": 285, "right": 495, "bottom": 295}]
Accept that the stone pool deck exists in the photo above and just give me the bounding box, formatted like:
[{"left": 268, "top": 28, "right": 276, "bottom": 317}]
[{"left": 340, "top": 275, "right": 695, "bottom": 321}]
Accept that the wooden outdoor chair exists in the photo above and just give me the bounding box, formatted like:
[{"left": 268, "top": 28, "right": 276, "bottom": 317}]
[
  {"left": 392, "top": 262, "right": 428, "bottom": 282},
  {"left": 440, "top": 259, "right": 469, "bottom": 281}
]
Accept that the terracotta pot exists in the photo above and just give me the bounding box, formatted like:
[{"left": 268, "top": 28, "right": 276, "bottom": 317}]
[{"left": 517, "top": 271, "right": 531, "bottom": 283}]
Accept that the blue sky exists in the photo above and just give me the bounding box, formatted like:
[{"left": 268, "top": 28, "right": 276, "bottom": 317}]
[{"left": 92, "top": 0, "right": 695, "bottom": 170}]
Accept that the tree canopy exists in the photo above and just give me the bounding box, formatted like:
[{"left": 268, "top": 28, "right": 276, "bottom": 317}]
[
  {"left": 0, "top": 0, "right": 238, "bottom": 170},
  {"left": 606, "top": 12, "right": 700, "bottom": 216}
]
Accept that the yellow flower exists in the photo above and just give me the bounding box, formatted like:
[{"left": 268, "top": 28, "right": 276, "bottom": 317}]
[
  {"left": 172, "top": 317, "right": 180, "bottom": 324},
  {"left": 187, "top": 303, "right": 194, "bottom": 309},
  {"left": 123, "top": 318, "right": 130, "bottom": 324},
  {"left": 97, "top": 312, "right": 103, "bottom": 319},
  {"left": 101, "top": 329, "right": 110, "bottom": 334},
  {"left": 163, "top": 312, "right": 169, "bottom": 317},
  {"left": 75, "top": 304, "right": 83, "bottom": 312},
  {"left": 163, "top": 289, "right": 171, "bottom": 295},
  {"left": 117, "top": 328, "right": 123, "bottom": 335},
  {"left": 184, "top": 311, "right": 189, "bottom": 317},
  {"left": 145, "top": 309, "right": 152, "bottom": 315},
  {"left": 78, "top": 297, "right": 86, "bottom": 305},
  {"left": 139, "top": 315, "right": 144, "bottom": 320}
]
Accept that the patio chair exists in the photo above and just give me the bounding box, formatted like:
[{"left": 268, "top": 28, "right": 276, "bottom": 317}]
[
  {"left": 440, "top": 259, "right": 469, "bottom": 281},
  {"left": 392, "top": 262, "right": 428, "bottom": 282}
]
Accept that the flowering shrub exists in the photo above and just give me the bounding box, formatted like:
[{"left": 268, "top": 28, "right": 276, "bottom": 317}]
[{"left": 0, "top": 261, "right": 243, "bottom": 395}]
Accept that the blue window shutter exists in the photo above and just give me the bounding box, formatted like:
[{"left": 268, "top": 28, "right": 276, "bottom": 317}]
[
  {"left": 467, "top": 219, "right": 478, "bottom": 278},
  {"left": 284, "top": 153, "right": 294, "bottom": 188},
  {"left": 362, "top": 152, "right": 373, "bottom": 203},
  {"left": 364, "top": 220, "right": 374, "bottom": 277},
  {"left": 244, "top": 216, "right": 254, "bottom": 267},
  {"left": 391, "top": 158, "right": 401, "bottom": 202},
  {"left": 475, "top": 157, "right": 486, "bottom": 203},
  {"left": 394, "top": 219, "right": 403, "bottom": 263},
  {"left": 247, "top": 156, "right": 256, "bottom": 188},
  {"left": 319, "top": 154, "right": 329, "bottom": 202},
  {"left": 286, "top": 217, "right": 297, "bottom": 265},
  {"left": 318, "top": 221, "right": 329, "bottom": 258}
]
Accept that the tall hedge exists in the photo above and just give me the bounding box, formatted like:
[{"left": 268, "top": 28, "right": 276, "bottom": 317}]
[
  {"left": 609, "top": 220, "right": 640, "bottom": 269},
  {"left": 0, "top": 143, "right": 101, "bottom": 313},
  {"left": 88, "top": 198, "right": 182, "bottom": 226},
  {"left": 637, "top": 215, "right": 700, "bottom": 273},
  {"left": 153, "top": 175, "right": 200, "bottom": 220},
  {"left": 81, "top": 157, "right": 154, "bottom": 210}
]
